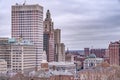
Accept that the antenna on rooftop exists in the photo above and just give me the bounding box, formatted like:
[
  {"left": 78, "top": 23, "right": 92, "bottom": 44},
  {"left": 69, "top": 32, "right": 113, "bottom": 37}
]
[{"left": 23, "top": 0, "right": 26, "bottom": 5}]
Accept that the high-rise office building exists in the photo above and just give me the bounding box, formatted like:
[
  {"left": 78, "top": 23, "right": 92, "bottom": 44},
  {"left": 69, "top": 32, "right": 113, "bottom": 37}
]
[
  {"left": 54, "top": 29, "right": 65, "bottom": 62},
  {"left": 0, "top": 59, "right": 7, "bottom": 73},
  {"left": 11, "top": 42, "right": 36, "bottom": 73},
  {"left": 11, "top": 4, "right": 43, "bottom": 66},
  {"left": 43, "top": 10, "right": 54, "bottom": 62},
  {"left": 0, "top": 38, "right": 11, "bottom": 69},
  {"left": 108, "top": 41, "right": 120, "bottom": 65},
  {"left": 43, "top": 10, "right": 65, "bottom": 62},
  {"left": 54, "top": 29, "right": 61, "bottom": 61}
]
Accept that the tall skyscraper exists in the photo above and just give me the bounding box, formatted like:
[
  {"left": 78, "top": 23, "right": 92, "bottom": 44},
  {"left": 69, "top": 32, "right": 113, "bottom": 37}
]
[
  {"left": 43, "top": 10, "right": 65, "bottom": 62},
  {"left": 109, "top": 41, "right": 120, "bottom": 65},
  {"left": 54, "top": 29, "right": 65, "bottom": 62},
  {"left": 54, "top": 29, "right": 61, "bottom": 44},
  {"left": 54, "top": 29, "right": 60, "bottom": 61},
  {"left": 43, "top": 10, "right": 54, "bottom": 62},
  {"left": 11, "top": 4, "right": 43, "bottom": 66}
]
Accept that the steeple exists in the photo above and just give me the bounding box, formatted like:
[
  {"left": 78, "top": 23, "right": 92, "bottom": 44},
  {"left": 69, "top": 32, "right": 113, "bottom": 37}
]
[
  {"left": 45, "top": 9, "right": 51, "bottom": 21},
  {"left": 44, "top": 9, "right": 54, "bottom": 32}
]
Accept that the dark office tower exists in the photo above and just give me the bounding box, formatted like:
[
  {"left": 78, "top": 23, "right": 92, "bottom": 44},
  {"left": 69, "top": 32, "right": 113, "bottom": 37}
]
[{"left": 43, "top": 10, "right": 55, "bottom": 62}]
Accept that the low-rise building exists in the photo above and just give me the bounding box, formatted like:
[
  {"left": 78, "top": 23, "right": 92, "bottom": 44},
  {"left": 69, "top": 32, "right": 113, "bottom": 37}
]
[
  {"left": 78, "top": 62, "right": 117, "bottom": 80},
  {"left": 49, "top": 62, "right": 76, "bottom": 72},
  {"left": 50, "top": 70, "right": 74, "bottom": 80},
  {"left": 83, "top": 54, "right": 104, "bottom": 69}
]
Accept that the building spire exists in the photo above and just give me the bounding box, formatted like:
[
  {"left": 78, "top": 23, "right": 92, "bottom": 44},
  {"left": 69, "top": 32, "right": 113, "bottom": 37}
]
[
  {"left": 45, "top": 9, "right": 51, "bottom": 21},
  {"left": 23, "top": 0, "right": 26, "bottom": 5}
]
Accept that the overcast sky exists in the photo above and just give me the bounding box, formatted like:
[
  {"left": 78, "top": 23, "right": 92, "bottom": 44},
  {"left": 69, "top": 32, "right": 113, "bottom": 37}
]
[{"left": 1, "top": 0, "right": 120, "bottom": 50}]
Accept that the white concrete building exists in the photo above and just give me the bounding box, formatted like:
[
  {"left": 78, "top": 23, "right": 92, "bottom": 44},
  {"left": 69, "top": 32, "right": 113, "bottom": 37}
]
[
  {"left": 0, "top": 59, "right": 7, "bottom": 73},
  {"left": 83, "top": 54, "right": 104, "bottom": 69}
]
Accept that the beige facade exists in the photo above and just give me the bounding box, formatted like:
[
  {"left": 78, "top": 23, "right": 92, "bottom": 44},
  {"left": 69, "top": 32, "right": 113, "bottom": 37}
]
[
  {"left": 11, "top": 43, "right": 36, "bottom": 73},
  {"left": 12, "top": 4, "right": 43, "bottom": 66},
  {"left": 59, "top": 43, "right": 65, "bottom": 61},
  {"left": 55, "top": 43, "right": 65, "bottom": 62},
  {"left": 0, "top": 38, "right": 37, "bottom": 73},
  {"left": 54, "top": 29, "right": 61, "bottom": 44},
  {"left": 0, "top": 59, "right": 7, "bottom": 73},
  {"left": 54, "top": 29, "right": 65, "bottom": 62},
  {"left": 0, "top": 37, "right": 9, "bottom": 44}
]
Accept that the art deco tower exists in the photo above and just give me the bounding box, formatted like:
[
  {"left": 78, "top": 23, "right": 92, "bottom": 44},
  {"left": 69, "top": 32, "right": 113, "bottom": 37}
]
[
  {"left": 43, "top": 10, "right": 55, "bottom": 62},
  {"left": 11, "top": 4, "right": 43, "bottom": 67}
]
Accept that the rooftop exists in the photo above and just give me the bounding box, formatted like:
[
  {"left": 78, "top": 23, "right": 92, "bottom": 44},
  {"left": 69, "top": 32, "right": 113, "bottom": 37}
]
[{"left": 88, "top": 53, "right": 96, "bottom": 58}]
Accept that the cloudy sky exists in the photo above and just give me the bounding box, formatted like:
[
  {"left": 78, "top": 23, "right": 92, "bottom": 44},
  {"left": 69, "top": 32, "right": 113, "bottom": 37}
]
[{"left": 0, "top": 0, "right": 120, "bottom": 50}]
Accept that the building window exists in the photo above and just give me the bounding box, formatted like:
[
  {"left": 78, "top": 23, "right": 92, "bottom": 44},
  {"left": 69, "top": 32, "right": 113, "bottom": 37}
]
[{"left": 89, "top": 62, "right": 94, "bottom": 67}]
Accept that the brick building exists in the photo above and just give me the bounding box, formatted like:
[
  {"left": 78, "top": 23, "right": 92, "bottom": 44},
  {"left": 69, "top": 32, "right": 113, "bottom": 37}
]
[{"left": 109, "top": 41, "right": 120, "bottom": 65}]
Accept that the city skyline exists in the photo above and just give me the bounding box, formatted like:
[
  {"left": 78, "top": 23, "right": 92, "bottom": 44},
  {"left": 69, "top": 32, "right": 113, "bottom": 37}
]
[{"left": 1, "top": 0, "right": 120, "bottom": 49}]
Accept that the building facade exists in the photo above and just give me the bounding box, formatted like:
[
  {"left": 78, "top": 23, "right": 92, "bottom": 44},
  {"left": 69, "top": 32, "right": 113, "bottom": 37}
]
[
  {"left": 54, "top": 29, "right": 65, "bottom": 62},
  {"left": 11, "top": 42, "right": 36, "bottom": 73},
  {"left": 43, "top": 10, "right": 55, "bottom": 62},
  {"left": 109, "top": 41, "right": 120, "bottom": 66},
  {"left": 11, "top": 4, "right": 43, "bottom": 66},
  {"left": 59, "top": 43, "right": 65, "bottom": 61},
  {"left": 0, "top": 38, "right": 11, "bottom": 70},
  {"left": 0, "top": 38, "right": 37, "bottom": 73},
  {"left": 54, "top": 29, "right": 61, "bottom": 44},
  {"left": 0, "top": 59, "right": 7, "bottom": 73}
]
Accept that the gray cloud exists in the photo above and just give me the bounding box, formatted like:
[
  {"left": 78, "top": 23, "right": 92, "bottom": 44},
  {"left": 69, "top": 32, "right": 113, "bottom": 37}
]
[{"left": 1, "top": 0, "right": 120, "bottom": 49}]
